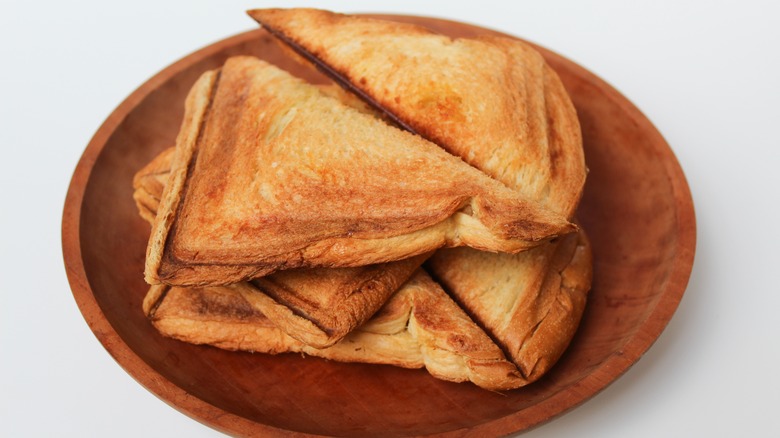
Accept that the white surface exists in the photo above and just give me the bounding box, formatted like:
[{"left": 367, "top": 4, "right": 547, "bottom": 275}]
[{"left": 2, "top": 1, "right": 778, "bottom": 436}]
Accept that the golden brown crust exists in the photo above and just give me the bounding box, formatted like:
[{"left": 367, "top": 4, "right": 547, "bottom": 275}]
[
  {"left": 145, "top": 69, "right": 219, "bottom": 286},
  {"left": 134, "top": 147, "right": 425, "bottom": 348},
  {"left": 144, "top": 56, "right": 574, "bottom": 286},
  {"left": 145, "top": 284, "right": 299, "bottom": 354},
  {"left": 403, "top": 271, "right": 526, "bottom": 390},
  {"left": 144, "top": 270, "right": 528, "bottom": 391},
  {"left": 427, "top": 230, "right": 592, "bottom": 382},
  {"left": 248, "top": 8, "right": 586, "bottom": 218},
  {"left": 233, "top": 254, "right": 427, "bottom": 347}
]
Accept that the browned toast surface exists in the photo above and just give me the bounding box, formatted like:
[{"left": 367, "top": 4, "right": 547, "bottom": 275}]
[
  {"left": 145, "top": 56, "right": 573, "bottom": 286},
  {"left": 428, "top": 230, "right": 592, "bottom": 381},
  {"left": 144, "top": 270, "right": 529, "bottom": 391},
  {"left": 249, "top": 8, "right": 586, "bottom": 217},
  {"left": 134, "top": 147, "right": 424, "bottom": 348}
]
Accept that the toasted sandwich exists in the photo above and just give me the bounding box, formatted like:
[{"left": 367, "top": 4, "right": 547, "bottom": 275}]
[
  {"left": 248, "top": 8, "right": 586, "bottom": 218},
  {"left": 247, "top": 9, "right": 591, "bottom": 381},
  {"left": 143, "top": 269, "right": 530, "bottom": 391},
  {"left": 137, "top": 147, "right": 592, "bottom": 388},
  {"left": 134, "top": 148, "right": 425, "bottom": 348},
  {"left": 145, "top": 56, "right": 574, "bottom": 287}
]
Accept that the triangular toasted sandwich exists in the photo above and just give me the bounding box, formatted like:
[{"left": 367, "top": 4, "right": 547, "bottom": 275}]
[
  {"left": 247, "top": 9, "right": 591, "bottom": 381},
  {"left": 143, "top": 269, "right": 530, "bottom": 391},
  {"left": 248, "top": 8, "right": 586, "bottom": 218},
  {"left": 134, "top": 148, "right": 425, "bottom": 348},
  {"left": 145, "top": 56, "right": 574, "bottom": 287},
  {"left": 428, "top": 231, "right": 592, "bottom": 381}
]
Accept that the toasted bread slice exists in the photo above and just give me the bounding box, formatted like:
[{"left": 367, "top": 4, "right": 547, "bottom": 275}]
[
  {"left": 143, "top": 269, "right": 528, "bottom": 391},
  {"left": 428, "top": 230, "right": 592, "bottom": 381},
  {"left": 134, "top": 147, "right": 425, "bottom": 348},
  {"left": 131, "top": 86, "right": 374, "bottom": 224},
  {"left": 248, "top": 8, "right": 586, "bottom": 217},
  {"left": 248, "top": 9, "right": 592, "bottom": 381},
  {"left": 145, "top": 56, "right": 574, "bottom": 286}
]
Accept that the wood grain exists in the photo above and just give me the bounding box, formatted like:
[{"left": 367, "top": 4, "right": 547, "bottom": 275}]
[{"left": 62, "top": 15, "right": 696, "bottom": 437}]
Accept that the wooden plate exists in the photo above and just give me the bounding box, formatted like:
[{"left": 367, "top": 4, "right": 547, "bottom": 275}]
[{"left": 62, "top": 15, "right": 695, "bottom": 437}]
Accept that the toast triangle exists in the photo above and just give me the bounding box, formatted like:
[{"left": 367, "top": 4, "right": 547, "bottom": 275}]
[
  {"left": 428, "top": 230, "right": 592, "bottom": 381},
  {"left": 144, "top": 269, "right": 528, "bottom": 391},
  {"left": 134, "top": 147, "right": 425, "bottom": 348},
  {"left": 248, "top": 8, "right": 586, "bottom": 218},
  {"left": 145, "top": 56, "right": 574, "bottom": 286}
]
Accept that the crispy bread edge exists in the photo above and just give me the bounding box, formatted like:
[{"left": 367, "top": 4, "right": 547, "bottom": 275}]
[
  {"left": 511, "top": 230, "right": 593, "bottom": 381},
  {"left": 144, "top": 70, "right": 219, "bottom": 284},
  {"left": 245, "top": 253, "right": 428, "bottom": 348}
]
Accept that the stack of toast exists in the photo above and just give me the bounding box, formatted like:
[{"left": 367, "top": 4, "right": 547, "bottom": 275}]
[{"left": 135, "top": 8, "right": 592, "bottom": 391}]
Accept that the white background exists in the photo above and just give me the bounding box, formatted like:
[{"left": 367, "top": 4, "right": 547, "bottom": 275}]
[{"left": 2, "top": 0, "right": 779, "bottom": 436}]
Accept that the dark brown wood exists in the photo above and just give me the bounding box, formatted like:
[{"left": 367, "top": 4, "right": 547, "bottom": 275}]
[{"left": 62, "top": 15, "right": 696, "bottom": 437}]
